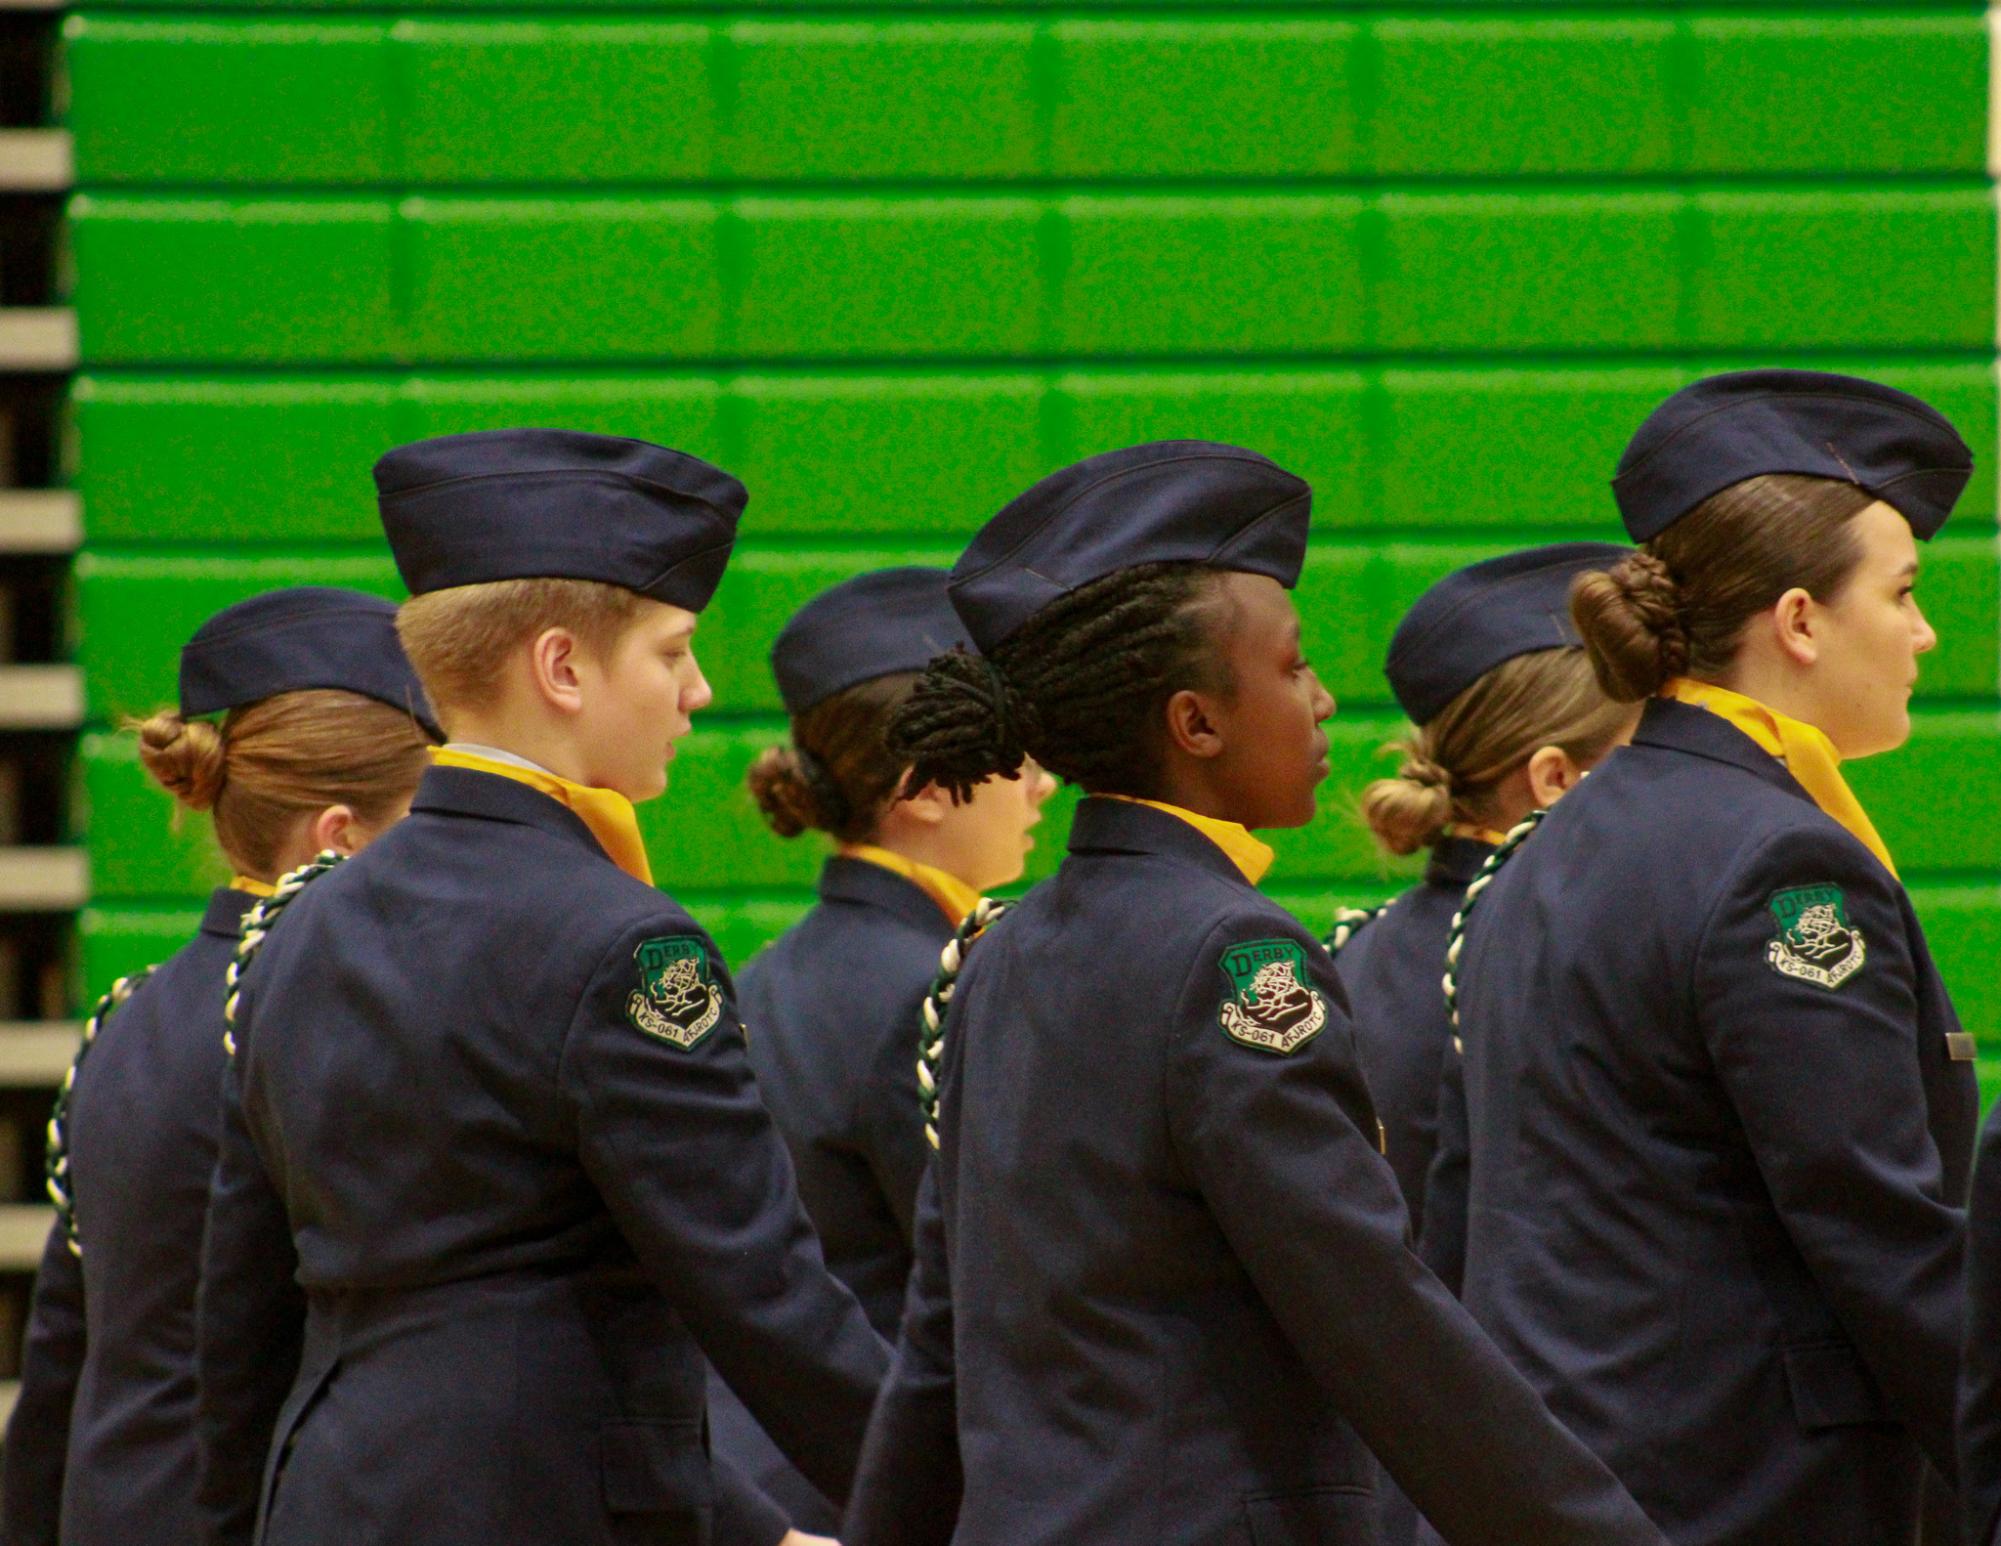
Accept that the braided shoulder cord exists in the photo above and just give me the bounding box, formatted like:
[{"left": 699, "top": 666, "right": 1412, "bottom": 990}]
[
  {"left": 223, "top": 850, "right": 346, "bottom": 1057},
  {"left": 1324, "top": 903, "right": 1388, "bottom": 956},
  {"left": 917, "top": 898, "right": 1012, "bottom": 1153},
  {"left": 1441, "top": 807, "right": 1547, "bottom": 1050},
  {"left": 46, "top": 967, "right": 158, "bottom": 1258}
]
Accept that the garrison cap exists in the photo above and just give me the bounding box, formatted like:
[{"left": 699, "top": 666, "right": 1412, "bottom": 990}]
[
  {"left": 375, "top": 428, "right": 746, "bottom": 609},
  {"left": 948, "top": 440, "right": 1311, "bottom": 652},
  {"left": 1386, "top": 543, "right": 1629, "bottom": 725},
  {"left": 773, "top": 567, "right": 973, "bottom": 717},
  {"left": 1613, "top": 370, "right": 1972, "bottom": 542},
  {"left": 179, "top": 586, "right": 441, "bottom": 739}
]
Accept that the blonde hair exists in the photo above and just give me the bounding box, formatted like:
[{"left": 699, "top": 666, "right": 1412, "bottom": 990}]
[
  {"left": 1570, "top": 473, "right": 1873, "bottom": 702},
  {"left": 134, "top": 689, "right": 434, "bottom": 879},
  {"left": 1362, "top": 647, "right": 1633, "bottom": 856},
  {"left": 746, "top": 673, "right": 917, "bottom": 845},
  {"left": 395, "top": 578, "right": 648, "bottom": 723}
]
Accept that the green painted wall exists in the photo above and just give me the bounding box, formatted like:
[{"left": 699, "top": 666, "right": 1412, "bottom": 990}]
[{"left": 63, "top": 5, "right": 2000, "bottom": 1083}]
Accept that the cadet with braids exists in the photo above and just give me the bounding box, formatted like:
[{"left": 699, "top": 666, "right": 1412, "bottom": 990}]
[
  {"left": 1440, "top": 372, "right": 1975, "bottom": 1546},
  {"left": 710, "top": 568, "right": 1053, "bottom": 1533},
  {"left": 843, "top": 442, "right": 1669, "bottom": 1546},
  {"left": 1, "top": 589, "right": 437, "bottom": 1546}
]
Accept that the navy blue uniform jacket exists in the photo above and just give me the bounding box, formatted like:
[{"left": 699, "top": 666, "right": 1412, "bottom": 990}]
[
  {"left": 1443, "top": 698, "right": 1973, "bottom": 1546},
  {"left": 707, "top": 856, "right": 951, "bottom": 1533},
  {"left": 2, "top": 889, "right": 251, "bottom": 1546},
  {"left": 195, "top": 766, "right": 889, "bottom": 1546},
  {"left": 1330, "top": 837, "right": 1491, "bottom": 1546},
  {"left": 843, "top": 797, "right": 1666, "bottom": 1546},
  {"left": 1958, "top": 1111, "right": 2001, "bottom": 1544},
  {"left": 1333, "top": 836, "right": 1491, "bottom": 1227}
]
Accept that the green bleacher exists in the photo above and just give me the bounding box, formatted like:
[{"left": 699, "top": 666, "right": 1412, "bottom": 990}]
[{"left": 62, "top": 6, "right": 2000, "bottom": 1097}]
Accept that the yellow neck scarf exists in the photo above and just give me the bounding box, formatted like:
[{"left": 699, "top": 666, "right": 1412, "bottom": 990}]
[
  {"left": 1664, "top": 678, "right": 1896, "bottom": 878},
  {"left": 1445, "top": 823, "right": 1510, "bottom": 847},
  {"left": 430, "top": 747, "right": 654, "bottom": 886},
  {"left": 839, "top": 844, "right": 984, "bottom": 927},
  {"left": 229, "top": 875, "right": 277, "bottom": 897},
  {"left": 1101, "top": 796, "right": 1274, "bottom": 885}
]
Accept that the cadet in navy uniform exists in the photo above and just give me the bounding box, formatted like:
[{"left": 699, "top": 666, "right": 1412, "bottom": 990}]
[
  {"left": 1440, "top": 371, "right": 1976, "bottom": 1545},
  {"left": 1, "top": 589, "right": 436, "bottom": 1546},
  {"left": 1332, "top": 544, "right": 1635, "bottom": 1251},
  {"left": 1327, "top": 544, "right": 1636, "bottom": 1546},
  {"left": 710, "top": 566, "right": 1056, "bottom": 1532},
  {"left": 194, "top": 432, "right": 889, "bottom": 1546},
  {"left": 841, "top": 442, "right": 1669, "bottom": 1546}
]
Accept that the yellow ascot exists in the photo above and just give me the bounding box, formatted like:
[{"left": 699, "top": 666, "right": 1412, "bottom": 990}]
[
  {"left": 430, "top": 747, "right": 654, "bottom": 885},
  {"left": 840, "top": 844, "right": 984, "bottom": 927},
  {"left": 1101, "top": 796, "right": 1274, "bottom": 885},
  {"left": 1663, "top": 678, "right": 1896, "bottom": 878}
]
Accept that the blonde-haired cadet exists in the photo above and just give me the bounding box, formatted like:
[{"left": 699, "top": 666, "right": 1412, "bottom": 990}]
[
  {"left": 2, "top": 588, "right": 436, "bottom": 1546},
  {"left": 193, "top": 432, "right": 885, "bottom": 1546}
]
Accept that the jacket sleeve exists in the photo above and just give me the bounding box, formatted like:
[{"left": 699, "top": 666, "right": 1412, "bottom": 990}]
[
  {"left": 1167, "top": 914, "right": 1667, "bottom": 1546},
  {"left": 1697, "top": 826, "right": 1963, "bottom": 1481},
  {"left": 1416, "top": 1040, "right": 1470, "bottom": 1296},
  {"left": 194, "top": 1041, "right": 306, "bottom": 1546},
  {"left": 857, "top": 980, "right": 933, "bottom": 1244},
  {"left": 842, "top": 1163, "right": 961, "bottom": 1546},
  {"left": 1962, "top": 1110, "right": 2001, "bottom": 1546},
  {"left": 1, "top": 1223, "right": 85, "bottom": 1546},
  {"left": 710, "top": 1450, "right": 792, "bottom": 1546},
  {"left": 560, "top": 917, "right": 889, "bottom": 1506}
]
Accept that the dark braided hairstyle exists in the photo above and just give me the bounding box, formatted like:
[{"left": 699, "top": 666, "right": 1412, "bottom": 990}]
[{"left": 891, "top": 562, "right": 1233, "bottom": 802}]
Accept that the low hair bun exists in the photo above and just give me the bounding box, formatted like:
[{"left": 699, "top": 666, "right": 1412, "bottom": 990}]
[
  {"left": 135, "top": 711, "right": 227, "bottom": 812},
  {"left": 1360, "top": 748, "right": 1455, "bottom": 856},
  {"left": 1570, "top": 553, "right": 1690, "bottom": 702},
  {"left": 745, "top": 745, "right": 824, "bottom": 839}
]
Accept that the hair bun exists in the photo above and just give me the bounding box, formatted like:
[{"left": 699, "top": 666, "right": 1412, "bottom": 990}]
[
  {"left": 1359, "top": 746, "right": 1455, "bottom": 857},
  {"left": 890, "top": 647, "right": 1032, "bottom": 803},
  {"left": 1571, "top": 553, "right": 1691, "bottom": 702},
  {"left": 745, "top": 745, "right": 824, "bottom": 839},
  {"left": 135, "top": 711, "right": 227, "bottom": 811}
]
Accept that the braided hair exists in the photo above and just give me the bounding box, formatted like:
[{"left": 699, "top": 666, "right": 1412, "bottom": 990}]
[{"left": 890, "top": 563, "right": 1232, "bottom": 802}]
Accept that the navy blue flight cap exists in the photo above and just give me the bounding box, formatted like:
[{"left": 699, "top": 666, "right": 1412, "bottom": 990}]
[
  {"left": 1387, "top": 543, "right": 1631, "bottom": 725},
  {"left": 773, "top": 567, "right": 973, "bottom": 716},
  {"left": 947, "top": 441, "right": 1311, "bottom": 651},
  {"left": 1613, "top": 370, "right": 1972, "bottom": 543},
  {"left": 374, "top": 428, "right": 746, "bottom": 610},
  {"left": 179, "top": 587, "right": 441, "bottom": 739}
]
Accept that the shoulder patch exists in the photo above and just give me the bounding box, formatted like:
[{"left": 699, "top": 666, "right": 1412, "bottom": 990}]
[
  {"left": 1764, "top": 884, "right": 1866, "bottom": 990},
  {"left": 1216, "top": 937, "right": 1327, "bottom": 1056},
  {"left": 626, "top": 936, "right": 723, "bottom": 1050}
]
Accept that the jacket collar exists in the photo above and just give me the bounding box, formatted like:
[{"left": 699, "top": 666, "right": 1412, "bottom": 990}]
[
  {"left": 1425, "top": 835, "right": 1494, "bottom": 890},
  {"left": 818, "top": 855, "right": 959, "bottom": 937},
  {"left": 1067, "top": 795, "right": 1253, "bottom": 888},
  {"left": 200, "top": 885, "right": 258, "bottom": 940},
  {"left": 409, "top": 763, "right": 610, "bottom": 864},
  {"left": 1631, "top": 697, "right": 1816, "bottom": 805}
]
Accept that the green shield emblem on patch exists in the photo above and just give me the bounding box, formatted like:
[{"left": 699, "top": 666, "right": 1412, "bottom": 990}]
[
  {"left": 1765, "top": 884, "right": 1866, "bottom": 990},
  {"left": 626, "top": 936, "right": 723, "bottom": 1050},
  {"left": 1216, "top": 937, "right": 1327, "bottom": 1055}
]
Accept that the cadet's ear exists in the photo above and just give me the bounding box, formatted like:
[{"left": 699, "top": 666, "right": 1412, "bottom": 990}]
[
  {"left": 527, "top": 626, "right": 586, "bottom": 715},
  {"left": 1525, "top": 746, "right": 1584, "bottom": 808},
  {"left": 1162, "top": 687, "right": 1225, "bottom": 760},
  {"left": 892, "top": 778, "right": 953, "bottom": 827},
  {"left": 308, "top": 804, "right": 360, "bottom": 857},
  {"left": 1768, "top": 586, "right": 1820, "bottom": 668}
]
